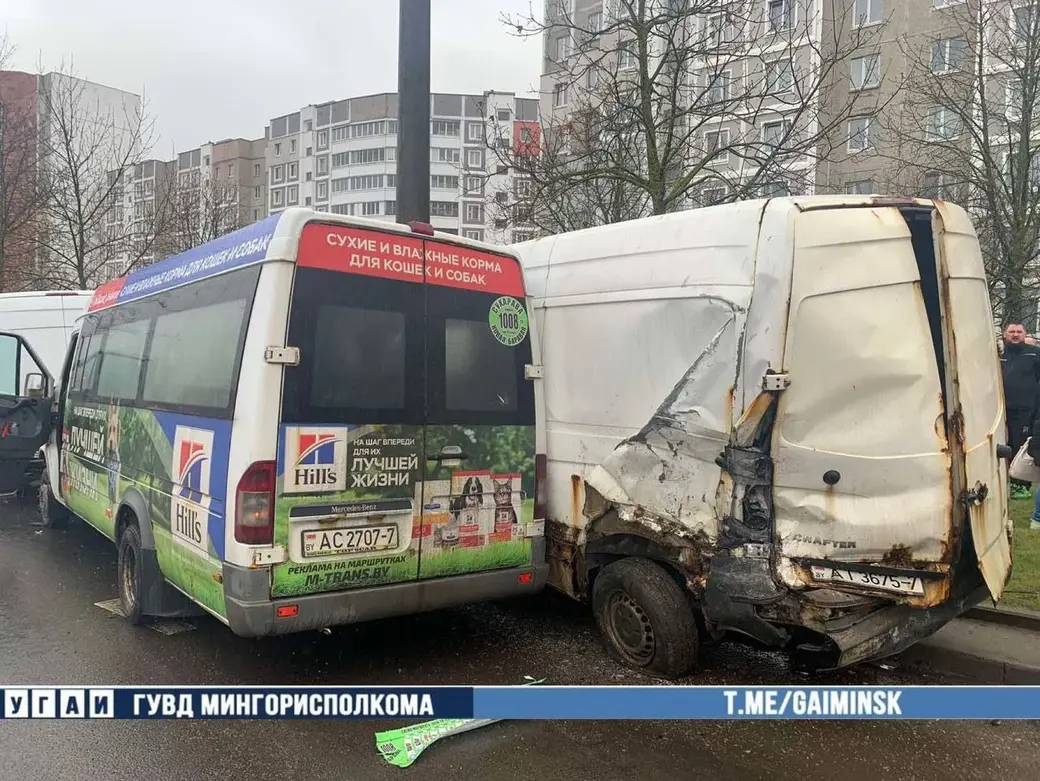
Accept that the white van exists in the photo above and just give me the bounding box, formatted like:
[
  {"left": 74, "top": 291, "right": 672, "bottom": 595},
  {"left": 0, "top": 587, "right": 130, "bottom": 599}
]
[
  {"left": 0, "top": 290, "right": 92, "bottom": 492},
  {"left": 0, "top": 208, "right": 547, "bottom": 635},
  {"left": 513, "top": 195, "right": 1011, "bottom": 678}
]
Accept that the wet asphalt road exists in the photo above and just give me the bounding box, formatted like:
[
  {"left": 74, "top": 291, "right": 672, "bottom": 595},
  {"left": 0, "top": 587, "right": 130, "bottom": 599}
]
[{"left": 2, "top": 496, "right": 1040, "bottom": 781}]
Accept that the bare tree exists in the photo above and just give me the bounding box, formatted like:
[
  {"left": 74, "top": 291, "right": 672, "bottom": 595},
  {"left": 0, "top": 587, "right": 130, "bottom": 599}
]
[
  {"left": 31, "top": 60, "right": 160, "bottom": 289},
  {"left": 490, "top": 0, "right": 898, "bottom": 235},
  {"left": 156, "top": 166, "right": 245, "bottom": 256},
  {"left": 0, "top": 35, "right": 49, "bottom": 291},
  {"left": 880, "top": 0, "right": 1040, "bottom": 327}
]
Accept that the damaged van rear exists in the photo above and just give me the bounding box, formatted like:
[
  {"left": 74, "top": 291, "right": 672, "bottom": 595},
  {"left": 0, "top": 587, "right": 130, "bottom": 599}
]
[{"left": 512, "top": 195, "right": 1012, "bottom": 678}]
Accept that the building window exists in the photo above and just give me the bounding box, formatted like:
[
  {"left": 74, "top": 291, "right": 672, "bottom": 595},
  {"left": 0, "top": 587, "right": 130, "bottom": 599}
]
[
  {"left": 1014, "top": 5, "right": 1034, "bottom": 45},
  {"left": 553, "top": 82, "right": 569, "bottom": 108},
  {"left": 555, "top": 35, "right": 571, "bottom": 62},
  {"left": 317, "top": 130, "right": 329, "bottom": 150},
  {"left": 467, "top": 149, "right": 483, "bottom": 168},
  {"left": 274, "top": 143, "right": 281, "bottom": 157},
  {"left": 271, "top": 188, "right": 284, "bottom": 207},
  {"left": 316, "top": 156, "right": 329, "bottom": 176},
  {"left": 334, "top": 124, "right": 355, "bottom": 141},
  {"left": 706, "top": 12, "right": 737, "bottom": 44},
  {"left": 253, "top": 163, "right": 261, "bottom": 177},
  {"left": 331, "top": 152, "right": 349, "bottom": 168},
  {"left": 464, "top": 229, "right": 483, "bottom": 240},
  {"left": 317, "top": 181, "right": 328, "bottom": 201},
  {"left": 705, "top": 129, "right": 730, "bottom": 163},
  {"left": 386, "top": 200, "right": 397, "bottom": 215},
  {"left": 845, "top": 180, "right": 874, "bottom": 195},
  {"left": 850, "top": 54, "right": 881, "bottom": 90},
  {"left": 931, "top": 38, "right": 966, "bottom": 73},
  {"left": 619, "top": 39, "right": 637, "bottom": 70},
  {"left": 305, "top": 119, "right": 313, "bottom": 132},
  {"left": 761, "top": 182, "right": 789, "bottom": 198},
  {"left": 273, "top": 165, "right": 285, "bottom": 183},
  {"left": 253, "top": 209, "right": 260, "bottom": 221},
  {"left": 387, "top": 174, "right": 397, "bottom": 187},
  {"left": 433, "top": 147, "right": 461, "bottom": 164},
  {"left": 290, "top": 139, "right": 297, "bottom": 154},
  {"left": 762, "top": 120, "right": 790, "bottom": 147},
  {"left": 361, "top": 201, "right": 381, "bottom": 216},
  {"left": 701, "top": 187, "right": 727, "bottom": 206},
  {"left": 331, "top": 203, "right": 354, "bottom": 215},
  {"left": 431, "top": 201, "right": 460, "bottom": 217},
  {"left": 926, "top": 106, "right": 961, "bottom": 140},
  {"left": 847, "top": 116, "right": 875, "bottom": 151},
  {"left": 922, "top": 172, "right": 952, "bottom": 200},
  {"left": 204, "top": 155, "right": 210, "bottom": 166},
  {"left": 431, "top": 120, "right": 461, "bottom": 136},
  {"left": 344, "top": 147, "right": 386, "bottom": 165},
  {"left": 588, "top": 10, "right": 602, "bottom": 33},
  {"left": 707, "top": 70, "right": 731, "bottom": 103},
  {"left": 1008, "top": 79, "right": 1024, "bottom": 119},
  {"left": 287, "top": 185, "right": 299, "bottom": 205},
  {"left": 768, "top": 0, "right": 793, "bottom": 32},
  {"left": 766, "top": 59, "right": 795, "bottom": 93},
  {"left": 387, "top": 147, "right": 397, "bottom": 162},
  {"left": 254, "top": 185, "right": 262, "bottom": 199},
  {"left": 465, "top": 203, "right": 483, "bottom": 222},
  {"left": 515, "top": 178, "right": 534, "bottom": 198},
  {"left": 431, "top": 175, "right": 459, "bottom": 189},
  {"left": 306, "top": 147, "right": 313, "bottom": 156},
  {"left": 289, "top": 162, "right": 298, "bottom": 180},
  {"left": 465, "top": 176, "right": 484, "bottom": 195},
  {"left": 853, "top": 0, "right": 883, "bottom": 26}
]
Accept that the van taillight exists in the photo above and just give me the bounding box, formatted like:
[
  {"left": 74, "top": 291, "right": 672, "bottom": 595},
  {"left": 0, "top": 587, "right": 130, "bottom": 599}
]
[
  {"left": 235, "top": 461, "right": 276, "bottom": 545},
  {"left": 534, "top": 453, "right": 547, "bottom": 521}
]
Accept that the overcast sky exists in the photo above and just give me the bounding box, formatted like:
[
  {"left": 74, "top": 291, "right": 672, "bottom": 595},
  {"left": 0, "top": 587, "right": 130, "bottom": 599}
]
[{"left": 1, "top": 0, "right": 544, "bottom": 157}]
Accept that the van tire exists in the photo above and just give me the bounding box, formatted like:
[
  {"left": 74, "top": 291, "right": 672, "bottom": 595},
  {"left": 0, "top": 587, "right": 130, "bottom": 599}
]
[
  {"left": 117, "top": 524, "right": 146, "bottom": 626},
  {"left": 38, "top": 481, "right": 70, "bottom": 529},
  {"left": 591, "top": 557, "right": 699, "bottom": 679}
]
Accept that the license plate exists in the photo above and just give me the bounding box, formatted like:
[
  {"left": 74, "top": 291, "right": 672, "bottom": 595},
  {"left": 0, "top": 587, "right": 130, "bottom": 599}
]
[
  {"left": 810, "top": 565, "right": 925, "bottom": 596},
  {"left": 302, "top": 525, "right": 399, "bottom": 557}
]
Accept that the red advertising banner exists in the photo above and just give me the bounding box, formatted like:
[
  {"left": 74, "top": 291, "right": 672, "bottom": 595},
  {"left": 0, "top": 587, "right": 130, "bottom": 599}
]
[{"left": 298, "top": 223, "right": 525, "bottom": 296}]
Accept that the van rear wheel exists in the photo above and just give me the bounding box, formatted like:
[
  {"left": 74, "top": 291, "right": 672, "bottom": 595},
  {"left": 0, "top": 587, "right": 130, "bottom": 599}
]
[
  {"left": 591, "top": 557, "right": 699, "bottom": 679},
  {"left": 117, "top": 524, "right": 145, "bottom": 626}
]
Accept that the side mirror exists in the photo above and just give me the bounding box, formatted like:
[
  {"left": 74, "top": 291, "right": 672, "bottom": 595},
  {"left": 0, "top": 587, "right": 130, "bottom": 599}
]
[{"left": 25, "top": 373, "right": 46, "bottom": 399}]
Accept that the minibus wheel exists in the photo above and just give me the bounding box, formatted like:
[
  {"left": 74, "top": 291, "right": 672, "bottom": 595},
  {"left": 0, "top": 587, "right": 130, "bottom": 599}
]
[
  {"left": 38, "top": 480, "right": 70, "bottom": 528},
  {"left": 591, "top": 557, "right": 699, "bottom": 679},
  {"left": 117, "top": 523, "right": 145, "bottom": 625}
]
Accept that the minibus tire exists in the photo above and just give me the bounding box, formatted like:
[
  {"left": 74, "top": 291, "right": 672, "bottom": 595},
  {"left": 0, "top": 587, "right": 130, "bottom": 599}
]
[
  {"left": 38, "top": 481, "right": 70, "bottom": 529},
  {"left": 591, "top": 557, "right": 699, "bottom": 679},
  {"left": 117, "top": 524, "right": 146, "bottom": 626}
]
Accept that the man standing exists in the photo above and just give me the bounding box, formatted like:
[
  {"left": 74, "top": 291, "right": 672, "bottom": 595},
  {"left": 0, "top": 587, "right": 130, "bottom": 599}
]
[{"left": 1001, "top": 322, "right": 1040, "bottom": 498}]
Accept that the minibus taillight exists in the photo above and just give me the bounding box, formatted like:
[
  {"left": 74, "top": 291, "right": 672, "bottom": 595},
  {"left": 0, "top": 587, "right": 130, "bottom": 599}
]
[
  {"left": 235, "top": 461, "right": 276, "bottom": 545},
  {"left": 534, "top": 453, "right": 547, "bottom": 521}
]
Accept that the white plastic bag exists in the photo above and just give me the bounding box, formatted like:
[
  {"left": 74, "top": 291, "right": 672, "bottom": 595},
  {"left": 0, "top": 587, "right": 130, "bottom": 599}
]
[{"left": 1009, "top": 438, "right": 1040, "bottom": 482}]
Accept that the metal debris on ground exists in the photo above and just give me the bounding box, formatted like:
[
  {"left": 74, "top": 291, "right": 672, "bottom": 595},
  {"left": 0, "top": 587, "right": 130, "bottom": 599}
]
[
  {"left": 93, "top": 598, "right": 196, "bottom": 635},
  {"left": 374, "top": 677, "right": 544, "bottom": 768}
]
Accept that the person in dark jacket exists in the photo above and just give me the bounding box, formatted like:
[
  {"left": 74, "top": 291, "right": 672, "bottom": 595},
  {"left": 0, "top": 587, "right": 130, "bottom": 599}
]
[{"left": 1003, "top": 322, "right": 1040, "bottom": 499}]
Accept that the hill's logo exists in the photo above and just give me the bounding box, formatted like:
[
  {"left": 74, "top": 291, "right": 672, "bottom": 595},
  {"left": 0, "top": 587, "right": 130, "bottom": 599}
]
[
  {"left": 284, "top": 427, "right": 347, "bottom": 493},
  {"left": 172, "top": 426, "right": 214, "bottom": 552}
]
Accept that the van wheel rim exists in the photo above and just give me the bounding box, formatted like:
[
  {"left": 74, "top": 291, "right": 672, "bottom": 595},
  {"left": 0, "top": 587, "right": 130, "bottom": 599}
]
[
  {"left": 122, "top": 547, "right": 137, "bottom": 611},
  {"left": 605, "top": 591, "right": 654, "bottom": 664}
]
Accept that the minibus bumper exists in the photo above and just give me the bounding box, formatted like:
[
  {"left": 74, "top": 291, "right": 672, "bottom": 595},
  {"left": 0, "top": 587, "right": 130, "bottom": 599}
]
[{"left": 222, "top": 561, "right": 550, "bottom": 638}]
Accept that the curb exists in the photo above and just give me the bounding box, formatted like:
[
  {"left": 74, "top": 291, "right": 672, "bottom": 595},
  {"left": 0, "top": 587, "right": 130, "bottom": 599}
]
[
  {"left": 896, "top": 643, "right": 1040, "bottom": 684},
  {"left": 964, "top": 605, "right": 1040, "bottom": 632}
]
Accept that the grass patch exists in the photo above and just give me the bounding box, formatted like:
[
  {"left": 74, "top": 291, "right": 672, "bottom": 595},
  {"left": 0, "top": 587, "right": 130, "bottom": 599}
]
[
  {"left": 1004, "top": 498, "right": 1040, "bottom": 612},
  {"left": 419, "top": 540, "right": 531, "bottom": 579}
]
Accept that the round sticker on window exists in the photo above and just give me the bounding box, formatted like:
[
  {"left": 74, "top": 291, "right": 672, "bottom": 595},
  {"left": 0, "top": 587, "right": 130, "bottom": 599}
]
[{"left": 489, "top": 296, "right": 529, "bottom": 347}]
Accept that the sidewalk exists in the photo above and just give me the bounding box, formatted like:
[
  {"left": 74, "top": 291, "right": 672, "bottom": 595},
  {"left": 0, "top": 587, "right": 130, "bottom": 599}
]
[{"left": 894, "top": 615, "right": 1040, "bottom": 684}]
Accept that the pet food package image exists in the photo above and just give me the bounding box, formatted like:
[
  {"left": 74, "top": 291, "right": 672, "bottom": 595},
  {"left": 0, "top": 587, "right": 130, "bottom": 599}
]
[
  {"left": 489, "top": 473, "right": 523, "bottom": 543},
  {"left": 449, "top": 471, "right": 492, "bottom": 548},
  {"left": 414, "top": 479, "right": 451, "bottom": 545}
]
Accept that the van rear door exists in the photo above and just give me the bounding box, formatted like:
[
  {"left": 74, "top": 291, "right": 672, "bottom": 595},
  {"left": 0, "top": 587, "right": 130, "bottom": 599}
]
[
  {"left": 417, "top": 240, "right": 538, "bottom": 579},
  {"left": 771, "top": 202, "right": 1008, "bottom": 606}
]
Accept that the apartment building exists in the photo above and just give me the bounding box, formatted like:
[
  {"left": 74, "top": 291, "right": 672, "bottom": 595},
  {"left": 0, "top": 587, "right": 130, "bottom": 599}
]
[
  {"left": 103, "top": 158, "right": 177, "bottom": 281},
  {"left": 174, "top": 137, "right": 268, "bottom": 237},
  {"left": 264, "top": 90, "right": 540, "bottom": 244},
  {"left": 539, "top": 0, "right": 1017, "bottom": 206},
  {"left": 0, "top": 70, "right": 143, "bottom": 290}
]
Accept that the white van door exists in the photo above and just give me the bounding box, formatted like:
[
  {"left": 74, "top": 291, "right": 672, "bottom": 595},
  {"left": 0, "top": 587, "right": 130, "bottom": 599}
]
[{"left": 771, "top": 203, "right": 1008, "bottom": 605}]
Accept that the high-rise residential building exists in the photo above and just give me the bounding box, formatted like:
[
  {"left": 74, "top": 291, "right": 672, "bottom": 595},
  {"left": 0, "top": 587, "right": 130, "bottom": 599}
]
[
  {"left": 173, "top": 137, "right": 268, "bottom": 237},
  {"left": 0, "top": 70, "right": 143, "bottom": 290},
  {"left": 263, "top": 90, "right": 540, "bottom": 244}
]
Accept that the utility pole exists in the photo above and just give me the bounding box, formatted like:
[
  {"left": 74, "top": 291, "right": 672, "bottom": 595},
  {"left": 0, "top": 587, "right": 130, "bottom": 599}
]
[{"left": 396, "top": 0, "right": 431, "bottom": 225}]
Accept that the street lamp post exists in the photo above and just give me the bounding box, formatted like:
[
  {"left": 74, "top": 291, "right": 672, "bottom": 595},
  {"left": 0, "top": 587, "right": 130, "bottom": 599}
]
[{"left": 396, "top": 0, "right": 431, "bottom": 225}]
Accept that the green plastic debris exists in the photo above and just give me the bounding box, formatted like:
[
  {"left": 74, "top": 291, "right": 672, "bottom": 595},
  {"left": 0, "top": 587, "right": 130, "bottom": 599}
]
[{"left": 374, "top": 677, "right": 545, "bottom": 768}]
